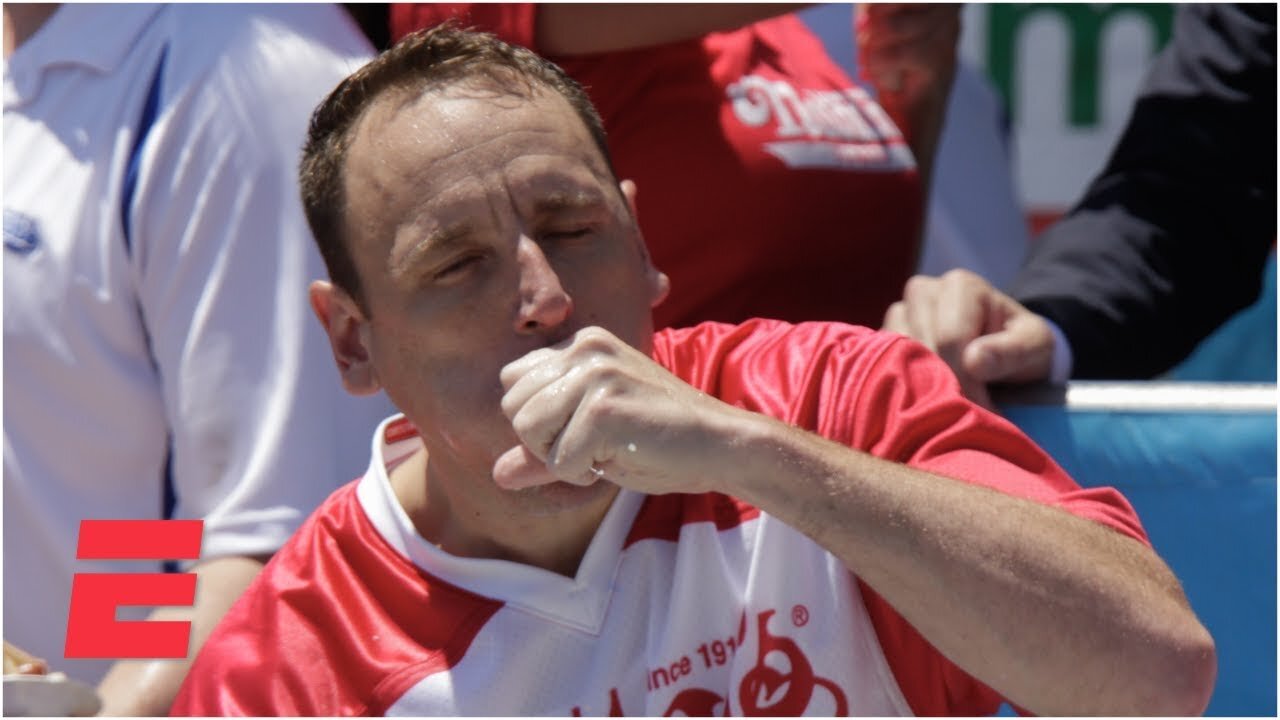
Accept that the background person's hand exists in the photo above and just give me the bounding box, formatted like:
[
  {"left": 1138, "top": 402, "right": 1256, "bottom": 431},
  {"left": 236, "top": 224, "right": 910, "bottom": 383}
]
[
  {"left": 882, "top": 269, "right": 1057, "bottom": 408},
  {"left": 494, "top": 327, "right": 743, "bottom": 494},
  {"left": 3, "top": 640, "right": 49, "bottom": 676}
]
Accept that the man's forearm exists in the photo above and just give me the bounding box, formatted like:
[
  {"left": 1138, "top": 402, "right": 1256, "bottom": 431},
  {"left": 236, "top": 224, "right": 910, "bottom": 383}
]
[
  {"left": 720, "top": 412, "right": 1215, "bottom": 716},
  {"left": 95, "top": 555, "right": 267, "bottom": 716}
]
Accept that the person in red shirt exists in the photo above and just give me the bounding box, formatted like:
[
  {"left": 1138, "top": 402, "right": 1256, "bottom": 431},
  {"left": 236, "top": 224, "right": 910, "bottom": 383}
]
[
  {"left": 387, "top": 4, "right": 958, "bottom": 330},
  {"left": 173, "top": 25, "right": 1214, "bottom": 716}
]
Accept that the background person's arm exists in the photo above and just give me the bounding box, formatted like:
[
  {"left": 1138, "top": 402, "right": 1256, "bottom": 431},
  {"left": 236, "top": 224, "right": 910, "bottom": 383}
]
[
  {"left": 855, "top": 4, "right": 960, "bottom": 211},
  {"left": 534, "top": 3, "right": 802, "bottom": 55},
  {"left": 1012, "top": 3, "right": 1276, "bottom": 379},
  {"left": 389, "top": 4, "right": 805, "bottom": 55}
]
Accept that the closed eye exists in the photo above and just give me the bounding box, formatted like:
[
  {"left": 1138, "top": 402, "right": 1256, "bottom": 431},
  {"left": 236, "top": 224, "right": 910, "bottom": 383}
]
[
  {"left": 542, "top": 227, "right": 593, "bottom": 243},
  {"left": 432, "top": 251, "right": 487, "bottom": 283}
]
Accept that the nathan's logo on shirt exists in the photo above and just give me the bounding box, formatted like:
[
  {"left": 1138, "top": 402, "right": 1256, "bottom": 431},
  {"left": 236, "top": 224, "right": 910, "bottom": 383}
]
[
  {"left": 4, "top": 209, "right": 41, "bottom": 255},
  {"left": 737, "top": 609, "right": 848, "bottom": 715},
  {"left": 726, "top": 74, "right": 916, "bottom": 172},
  {"left": 571, "top": 607, "right": 847, "bottom": 716}
]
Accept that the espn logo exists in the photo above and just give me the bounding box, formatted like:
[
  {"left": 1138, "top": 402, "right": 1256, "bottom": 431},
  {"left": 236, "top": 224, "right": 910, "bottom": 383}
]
[{"left": 64, "top": 520, "right": 203, "bottom": 659}]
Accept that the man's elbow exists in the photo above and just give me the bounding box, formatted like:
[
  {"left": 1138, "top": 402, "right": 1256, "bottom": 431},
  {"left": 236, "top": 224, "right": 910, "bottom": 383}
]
[{"left": 1141, "top": 620, "right": 1217, "bottom": 716}]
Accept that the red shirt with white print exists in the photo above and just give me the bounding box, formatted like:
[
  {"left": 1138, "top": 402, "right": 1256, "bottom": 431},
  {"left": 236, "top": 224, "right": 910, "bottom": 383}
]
[
  {"left": 172, "top": 320, "right": 1148, "bottom": 716},
  {"left": 391, "top": 6, "right": 924, "bottom": 330}
]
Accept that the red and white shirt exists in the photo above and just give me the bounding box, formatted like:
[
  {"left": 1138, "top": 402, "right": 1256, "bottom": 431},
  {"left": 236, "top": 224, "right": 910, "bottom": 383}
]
[
  {"left": 391, "top": 6, "right": 925, "bottom": 330},
  {"left": 173, "top": 320, "right": 1149, "bottom": 716}
]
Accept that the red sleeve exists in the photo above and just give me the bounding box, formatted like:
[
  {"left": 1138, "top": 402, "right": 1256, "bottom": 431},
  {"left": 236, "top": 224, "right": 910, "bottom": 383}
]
[
  {"left": 390, "top": 3, "right": 538, "bottom": 49},
  {"left": 657, "top": 322, "right": 1152, "bottom": 715},
  {"left": 845, "top": 334, "right": 1150, "bottom": 716},
  {"left": 654, "top": 321, "right": 1149, "bottom": 546},
  {"left": 847, "top": 335, "right": 1149, "bottom": 543},
  {"left": 170, "top": 506, "right": 374, "bottom": 716}
]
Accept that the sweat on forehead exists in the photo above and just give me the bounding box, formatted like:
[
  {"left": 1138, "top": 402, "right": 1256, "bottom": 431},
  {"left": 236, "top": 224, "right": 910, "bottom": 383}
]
[
  {"left": 362, "top": 74, "right": 548, "bottom": 141},
  {"left": 347, "top": 86, "right": 616, "bottom": 242},
  {"left": 377, "top": 65, "right": 545, "bottom": 120}
]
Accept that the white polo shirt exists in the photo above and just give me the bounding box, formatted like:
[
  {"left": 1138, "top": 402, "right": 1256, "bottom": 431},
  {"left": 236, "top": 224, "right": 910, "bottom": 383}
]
[{"left": 3, "top": 4, "right": 391, "bottom": 683}]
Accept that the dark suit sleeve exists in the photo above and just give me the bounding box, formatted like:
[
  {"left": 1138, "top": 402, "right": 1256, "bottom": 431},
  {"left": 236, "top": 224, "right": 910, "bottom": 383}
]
[{"left": 1011, "top": 4, "right": 1276, "bottom": 379}]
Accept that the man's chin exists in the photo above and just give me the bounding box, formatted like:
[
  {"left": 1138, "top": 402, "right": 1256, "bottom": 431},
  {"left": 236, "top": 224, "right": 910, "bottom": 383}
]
[{"left": 507, "top": 476, "right": 620, "bottom": 518}]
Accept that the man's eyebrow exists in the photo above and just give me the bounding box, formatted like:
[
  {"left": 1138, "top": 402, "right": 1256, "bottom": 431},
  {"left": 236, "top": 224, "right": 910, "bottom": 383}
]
[
  {"left": 531, "top": 188, "right": 606, "bottom": 217},
  {"left": 390, "top": 223, "right": 472, "bottom": 279}
]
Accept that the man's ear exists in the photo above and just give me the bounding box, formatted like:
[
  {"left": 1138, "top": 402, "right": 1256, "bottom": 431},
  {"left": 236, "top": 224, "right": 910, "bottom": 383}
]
[
  {"left": 620, "top": 178, "right": 640, "bottom": 219},
  {"left": 619, "top": 179, "right": 671, "bottom": 308},
  {"left": 309, "top": 280, "right": 381, "bottom": 396}
]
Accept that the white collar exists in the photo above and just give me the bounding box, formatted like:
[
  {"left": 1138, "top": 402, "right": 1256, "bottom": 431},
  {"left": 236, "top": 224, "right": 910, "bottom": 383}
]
[{"left": 357, "top": 415, "right": 645, "bottom": 635}]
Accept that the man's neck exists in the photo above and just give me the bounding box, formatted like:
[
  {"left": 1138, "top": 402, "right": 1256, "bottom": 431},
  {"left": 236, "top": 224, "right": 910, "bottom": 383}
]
[
  {"left": 390, "top": 448, "right": 619, "bottom": 578},
  {"left": 3, "top": 4, "right": 59, "bottom": 60}
]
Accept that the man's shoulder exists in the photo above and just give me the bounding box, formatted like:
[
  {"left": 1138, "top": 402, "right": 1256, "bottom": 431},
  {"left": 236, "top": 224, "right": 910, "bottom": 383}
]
[
  {"left": 657, "top": 318, "right": 893, "bottom": 359},
  {"left": 177, "top": 479, "right": 504, "bottom": 716},
  {"left": 654, "top": 319, "right": 903, "bottom": 394},
  {"left": 261, "top": 476, "right": 505, "bottom": 648},
  {"left": 219, "top": 481, "right": 377, "bottom": 625}
]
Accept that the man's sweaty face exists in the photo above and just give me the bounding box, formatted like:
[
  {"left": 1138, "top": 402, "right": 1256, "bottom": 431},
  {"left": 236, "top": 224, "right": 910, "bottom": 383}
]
[{"left": 339, "top": 82, "right": 667, "bottom": 478}]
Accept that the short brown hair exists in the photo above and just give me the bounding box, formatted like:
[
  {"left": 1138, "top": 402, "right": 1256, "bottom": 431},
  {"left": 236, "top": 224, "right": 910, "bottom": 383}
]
[{"left": 299, "top": 23, "right": 614, "bottom": 310}]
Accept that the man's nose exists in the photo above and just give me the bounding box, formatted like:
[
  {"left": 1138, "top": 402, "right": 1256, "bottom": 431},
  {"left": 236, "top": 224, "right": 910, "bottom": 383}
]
[{"left": 514, "top": 236, "right": 574, "bottom": 333}]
